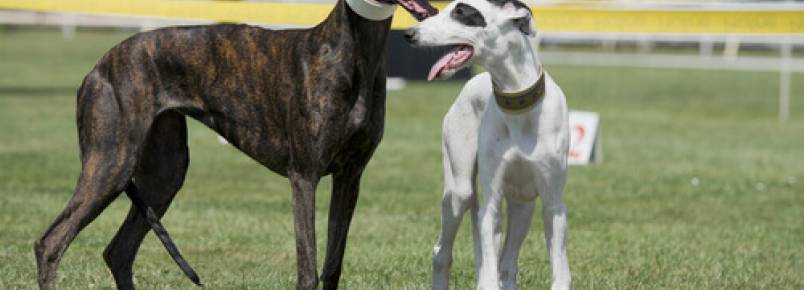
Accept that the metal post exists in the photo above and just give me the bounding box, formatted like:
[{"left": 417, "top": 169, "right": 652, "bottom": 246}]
[
  {"left": 779, "top": 40, "right": 792, "bottom": 122},
  {"left": 723, "top": 35, "right": 740, "bottom": 62},
  {"left": 60, "top": 14, "right": 76, "bottom": 39},
  {"left": 699, "top": 35, "right": 714, "bottom": 59}
]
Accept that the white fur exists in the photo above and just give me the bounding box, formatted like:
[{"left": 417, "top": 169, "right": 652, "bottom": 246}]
[
  {"left": 345, "top": 0, "right": 397, "bottom": 20},
  {"left": 409, "top": 1, "right": 571, "bottom": 289}
]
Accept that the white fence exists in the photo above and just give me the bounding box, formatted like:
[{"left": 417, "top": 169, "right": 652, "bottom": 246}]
[{"left": 1, "top": 2, "right": 801, "bottom": 120}]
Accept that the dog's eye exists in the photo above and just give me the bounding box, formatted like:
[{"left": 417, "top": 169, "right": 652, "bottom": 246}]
[{"left": 451, "top": 3, "right": 486, "bottom": 27}]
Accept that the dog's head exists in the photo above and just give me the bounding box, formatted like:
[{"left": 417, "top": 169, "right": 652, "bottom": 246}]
[{"left": 404, "top": 0, "right": 535, "bottom": 80}]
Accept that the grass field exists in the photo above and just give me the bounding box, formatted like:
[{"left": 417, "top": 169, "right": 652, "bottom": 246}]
[{"left": 1, "top": 28, "right": 803, "bottom": 289}]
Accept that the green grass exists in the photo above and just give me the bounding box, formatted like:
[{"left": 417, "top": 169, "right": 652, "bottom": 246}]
[{"left": 2, "top": 28, "right": 803, "bottom": 290}]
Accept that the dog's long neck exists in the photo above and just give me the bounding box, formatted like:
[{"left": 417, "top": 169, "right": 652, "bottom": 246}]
[
  {"left": 318, "top": 0, "right": 394, "bottom": 69},
  {"left": 485, "top": 34, "right": 542, "bottom": 94},
  {"left": 485, "top": 33, "right": 544, "bottom": 137}
]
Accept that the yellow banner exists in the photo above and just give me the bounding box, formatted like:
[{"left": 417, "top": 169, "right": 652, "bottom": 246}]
[
  {"left": 1, "top": 0, "right": 803, "bottom": 34},
  {"left": 537, "top": 7, "right": 804, "bottom": 34}
]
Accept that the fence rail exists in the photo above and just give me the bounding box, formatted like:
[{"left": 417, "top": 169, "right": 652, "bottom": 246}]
[
  {"left": 0, "top": 0, "right": 800, "bottom": 120},
  {"left": 2, "top": 0, "right": 804, "bottom": 33}
]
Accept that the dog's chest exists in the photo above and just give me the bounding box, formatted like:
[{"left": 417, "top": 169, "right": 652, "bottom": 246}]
[
  {"left": 496, "top": 144, "right": 556, "bottom": 201},
  {"left": 481, "top": 111, "right": 563, "bottom": 201}
]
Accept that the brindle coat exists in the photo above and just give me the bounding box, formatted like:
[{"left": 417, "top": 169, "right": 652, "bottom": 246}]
[{"left": 34, "top": 1, "right": 398, "bottom": 289}]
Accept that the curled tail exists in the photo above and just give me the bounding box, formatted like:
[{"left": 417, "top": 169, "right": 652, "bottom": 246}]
[{"left": 125, "top": 182, "right": 203, "bottom": 287}]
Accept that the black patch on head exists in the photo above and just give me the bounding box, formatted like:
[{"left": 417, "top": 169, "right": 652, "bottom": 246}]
[
  {"left": 451, "top": 3, "right": 486, "bottom": 27},
  {"left": 513, "top": 16, "right": 532, "bottom": 35},
  {"left": 486, "top": 0, "right": 533, "bottom": 35},
  {"left": 487, "top": 0, "right": 529, "bottom": 10}
]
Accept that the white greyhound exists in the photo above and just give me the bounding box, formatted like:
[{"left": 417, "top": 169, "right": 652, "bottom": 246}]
[{"left": 405, "top": 0, "right": 570, "bottom": 289}]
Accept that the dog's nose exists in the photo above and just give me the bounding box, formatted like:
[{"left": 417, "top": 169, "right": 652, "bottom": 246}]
[{"left": 404, "top": 29, "right": 418, "bottom": 44}]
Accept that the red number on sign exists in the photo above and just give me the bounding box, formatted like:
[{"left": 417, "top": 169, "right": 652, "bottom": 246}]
[{"left": 568, "top": 125, "right": 585, "bottom": 158}]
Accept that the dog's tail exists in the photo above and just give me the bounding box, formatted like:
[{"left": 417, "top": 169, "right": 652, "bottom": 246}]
[{"left": 125, "top": 182, "right": 203, "bottom": 287}]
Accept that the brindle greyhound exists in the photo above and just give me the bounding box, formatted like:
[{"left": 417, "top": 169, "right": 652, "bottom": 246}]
[{"left": 33, "top": 0, "right": 437, "bottom": 289}]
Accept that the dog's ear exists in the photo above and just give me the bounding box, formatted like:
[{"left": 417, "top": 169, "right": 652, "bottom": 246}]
[
  {"left": 512, "top": 15, "right": 533, "bottom": 35},
  {"left": 502, "top": 1, "right": 532, "bottom": 35}
]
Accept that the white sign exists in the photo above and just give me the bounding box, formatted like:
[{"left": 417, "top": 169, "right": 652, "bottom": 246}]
[{"left": 568, "top": 111, "right": 602, "bottom": 165}]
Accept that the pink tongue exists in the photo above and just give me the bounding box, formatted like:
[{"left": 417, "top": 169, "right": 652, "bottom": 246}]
[
  {"left": 428, "top": 46, "right": 472, "bottom": 81},
  {"left": 398, "top": 0, "right": 437, "bottom": 20},
  {"left": 401, "top": 1, "right": 430, "bottom": 18},
  {"left": 428, "top": 51, "right": 456, "bottom": 81}
]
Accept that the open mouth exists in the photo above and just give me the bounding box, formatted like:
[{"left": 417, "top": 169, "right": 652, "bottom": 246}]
[
  {"left": 428, "top": 45, "right": 474, "bottom": 81},
  {"left": 396, "top": 0, "right": 438, "bottom": 21}
]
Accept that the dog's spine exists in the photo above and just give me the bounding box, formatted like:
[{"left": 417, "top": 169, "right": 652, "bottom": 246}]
[{"left": 126, "top": 182, "right": 203, "bottom": 287}]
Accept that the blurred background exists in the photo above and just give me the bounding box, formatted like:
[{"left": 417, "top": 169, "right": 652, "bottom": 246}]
[{"left": 1, "top": 0, "right": 802, "bottom": 289}]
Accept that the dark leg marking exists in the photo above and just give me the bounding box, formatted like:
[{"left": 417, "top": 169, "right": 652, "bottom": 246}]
[{"left": 321, "top": 170, "right": 363, "bottom": 290}]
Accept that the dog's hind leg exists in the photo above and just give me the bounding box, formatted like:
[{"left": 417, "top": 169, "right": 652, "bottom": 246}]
[
  {"left": 34, "top": 75, "right": 143, "bottom": 290},
  {"left": 103, "top": 111, "right": 190, "bottom": 290},
  {"left": 34, "top": 168, "right": 130, "bottom": 290}
]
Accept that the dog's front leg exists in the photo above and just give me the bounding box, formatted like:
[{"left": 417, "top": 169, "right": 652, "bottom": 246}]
[
  {"left": 433, "top": 111, "right": 481, "bottom": 290},
  {"left": 290, "top": 171, "right": 321, "bottom": 290},
  {"left": 476, "top": 165, "right": 504, "bottom": 290},
  {"left": 432, "top": 158, "right": 479, "bottom": 290},
  {"left": 321, "top": 169, "right": 364, "bottom": 290},
  {"left": 499, "top": 200, "right": 536, "bottom": 290},
  {"left": 540, "top": 172, "right": 571, "bottom": 290}
]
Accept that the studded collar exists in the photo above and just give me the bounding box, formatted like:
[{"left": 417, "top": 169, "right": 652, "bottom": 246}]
[{"left": 492, "top": 66, "right": 546, "bottom": 114}]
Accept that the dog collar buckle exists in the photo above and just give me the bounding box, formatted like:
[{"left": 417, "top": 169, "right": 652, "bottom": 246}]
[
  {"left": 493, "top": 67, "right": 546, "bottom": 114},
  {"left": 345, "top": 0, "right": 397, "bottom": 21}
]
